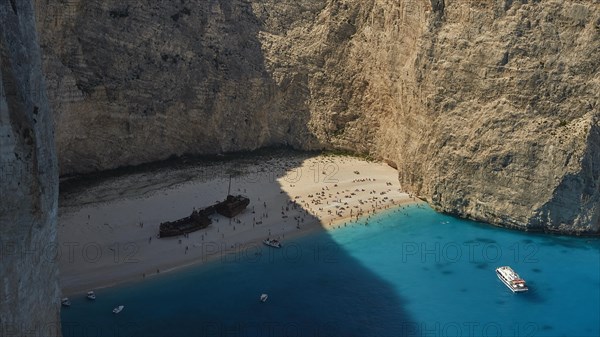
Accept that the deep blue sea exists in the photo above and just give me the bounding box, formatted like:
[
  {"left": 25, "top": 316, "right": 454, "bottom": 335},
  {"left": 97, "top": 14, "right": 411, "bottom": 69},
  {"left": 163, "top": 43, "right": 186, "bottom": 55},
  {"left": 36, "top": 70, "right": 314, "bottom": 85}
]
[{"left": 62, "top": 205, "right": 600, "bottom": 337}]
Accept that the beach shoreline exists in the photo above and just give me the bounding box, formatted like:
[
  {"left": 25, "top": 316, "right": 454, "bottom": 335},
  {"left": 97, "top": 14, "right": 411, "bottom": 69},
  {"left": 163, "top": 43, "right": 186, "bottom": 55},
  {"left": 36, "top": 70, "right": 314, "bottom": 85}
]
[{"left": 58, "top": 153, "right": 421, "bottom": 296}]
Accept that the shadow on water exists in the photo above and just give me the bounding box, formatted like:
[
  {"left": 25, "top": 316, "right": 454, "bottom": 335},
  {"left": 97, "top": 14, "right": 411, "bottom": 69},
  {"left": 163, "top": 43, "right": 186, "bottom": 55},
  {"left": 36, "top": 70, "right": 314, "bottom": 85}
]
[
  {"left": 536, "top": 235, "right": 599, "bottom": 251},
  {"left": 517, "top": 283, "right": 547, "bottom": 304},
  {"left": 61, "top": 203, "right": 418, "bottom": 336},
  {"left": 59, "top": 0, "right": 418, "bottom": 333},
  {"left": 62, "top": 228, "right": 418, "bottom": 337},
  {"left": 54, "top": 20, "right": 419, "bottom": 323},
  {"left": 59, "top": 160, "right": 600, "bottom": 337},
  {"left": 51, "top": 2, "right": 600, "bottom": 335},
  {"left": 474, "top": 262, "right": 488, "bottom": 269}
]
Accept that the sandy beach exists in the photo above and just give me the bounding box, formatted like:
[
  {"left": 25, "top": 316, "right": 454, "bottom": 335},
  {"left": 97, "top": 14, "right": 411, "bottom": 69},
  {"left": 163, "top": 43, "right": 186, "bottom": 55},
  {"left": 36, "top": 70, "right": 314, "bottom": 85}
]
[{"left": 58, "top": 153, "right": 420, "bottom": 295}]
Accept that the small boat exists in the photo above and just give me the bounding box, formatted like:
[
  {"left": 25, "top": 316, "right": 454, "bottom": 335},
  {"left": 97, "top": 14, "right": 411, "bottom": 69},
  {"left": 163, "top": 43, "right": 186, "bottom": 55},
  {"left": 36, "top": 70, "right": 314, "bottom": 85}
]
[
  {"left": 112, "top": 305, "right": 124, "bottom": 314},
  {"left": 496, "top": 266, "right": 529, "bottom": 293},
  {"left": 86, "top": 291, "right": 96, "bottom": 300},
  {"left": 260, "top": 294, "right": 268, "bottom": 302},
  {"left": 61, "top": 298, "right": 71, "bottom": 307},
  {"left": 263, "top": 238, "right": 282, "bottom": 248}
]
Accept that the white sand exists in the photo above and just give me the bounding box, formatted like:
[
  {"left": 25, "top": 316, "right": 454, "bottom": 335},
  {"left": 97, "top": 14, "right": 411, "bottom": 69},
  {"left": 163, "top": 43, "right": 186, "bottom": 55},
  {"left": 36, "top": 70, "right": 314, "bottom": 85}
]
[{"left": 58, "top": 154, "right": 420, "bottom": 295}]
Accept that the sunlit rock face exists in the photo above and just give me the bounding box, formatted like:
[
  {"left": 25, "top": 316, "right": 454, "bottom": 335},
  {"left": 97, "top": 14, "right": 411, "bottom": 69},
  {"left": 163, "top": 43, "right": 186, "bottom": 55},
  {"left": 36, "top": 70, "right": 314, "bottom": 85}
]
[
  {"left": 1, "top": 0, "right": 61, "bottom": 334},
  {"left": 390, "top": 1, "right": 600, "bottom": 234},
  {"left": 38, "top": 0, "right": 599, "bottom": 233}
]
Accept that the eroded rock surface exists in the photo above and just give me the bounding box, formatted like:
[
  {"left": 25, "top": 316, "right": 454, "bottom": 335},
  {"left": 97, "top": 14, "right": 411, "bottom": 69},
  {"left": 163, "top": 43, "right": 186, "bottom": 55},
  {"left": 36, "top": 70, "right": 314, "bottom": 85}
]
[
  {"left": 393, "top": 1, "right": 600, "bottom": 234},
  {"left": 1, "top": 0, "right": 61, "bottom": 334},
  {"left": 37, "top": 0, "right": 599, "bottom": 233}
]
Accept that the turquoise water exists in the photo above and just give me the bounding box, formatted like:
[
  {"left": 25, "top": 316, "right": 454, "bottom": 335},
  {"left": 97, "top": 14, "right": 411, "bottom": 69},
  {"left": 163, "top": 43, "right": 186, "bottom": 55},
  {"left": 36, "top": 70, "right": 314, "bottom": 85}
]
[{"left": 62, "top": 205, "right": 600, "bottom": 337}]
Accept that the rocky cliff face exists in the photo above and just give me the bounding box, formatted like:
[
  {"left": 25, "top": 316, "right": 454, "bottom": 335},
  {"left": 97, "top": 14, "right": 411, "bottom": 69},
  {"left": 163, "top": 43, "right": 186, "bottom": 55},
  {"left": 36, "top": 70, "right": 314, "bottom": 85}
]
[
  {"left": 38, "top": 0, "right": 425, "bottom": 174},
  {"left": 1, "top": 0, "right": 61, "bottom": 334},
  {"left": 391, "top": 1, "right": 600, "bottom": 234},
  {"left": 37, "top": 0, "right": 599, "bottom": 233}
]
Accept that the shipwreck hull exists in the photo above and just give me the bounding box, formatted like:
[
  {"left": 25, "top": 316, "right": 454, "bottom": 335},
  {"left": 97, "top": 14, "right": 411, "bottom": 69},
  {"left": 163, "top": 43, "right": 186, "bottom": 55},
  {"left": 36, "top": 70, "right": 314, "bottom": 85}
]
[
  {"left": 216, "top": 195, "right": 250, "bottom": 218},
  {"left": 158, "top": 195, "right": 249, "bottom": 238},
  {"left": 159, "top": 210, "right": 212, "bottom": 238}
]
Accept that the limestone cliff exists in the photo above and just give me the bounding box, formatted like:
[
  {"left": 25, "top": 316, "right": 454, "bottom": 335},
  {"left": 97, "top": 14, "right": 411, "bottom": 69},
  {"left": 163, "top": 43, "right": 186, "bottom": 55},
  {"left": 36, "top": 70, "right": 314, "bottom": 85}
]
[
  {"left": 391, "top": 1, "right": 600, "bottom": 234},
  {"left": 1, "top": 0, "right": 61, "bottom": 334},
  {"left": 37, "top": 0, "right": 599, "bottom": 233},
  {"left": 38, "top": 0, "right": 324, "bottom": 174}
]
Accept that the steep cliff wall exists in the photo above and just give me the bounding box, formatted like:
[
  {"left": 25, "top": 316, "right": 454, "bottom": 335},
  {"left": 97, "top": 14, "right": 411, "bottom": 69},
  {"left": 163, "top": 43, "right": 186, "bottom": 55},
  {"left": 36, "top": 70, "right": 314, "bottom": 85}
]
[
  {"left": 37, "top": 0, "right": 599, "bottom": 233},
  {"left": 392, "top": 1, "right": 600, "bottom": 234},
  {"left": 1, "top": 0, "right": 61, "bottom": 334},
  {"left": 38, "top": 0, "right": 322, "bottom": 174},
  {"left": 38, "top": 0, "right": 432, "bottom": 174}
]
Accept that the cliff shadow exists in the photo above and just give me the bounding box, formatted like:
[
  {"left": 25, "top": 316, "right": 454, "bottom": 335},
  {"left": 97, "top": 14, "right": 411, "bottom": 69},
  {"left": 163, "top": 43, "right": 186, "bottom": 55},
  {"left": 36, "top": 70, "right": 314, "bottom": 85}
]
[
  {"left": 41, "top": 0, "right": 321, "bottom": 175},
  {"left": 58, "top": 149, "right": 419, "bottom": 337}
]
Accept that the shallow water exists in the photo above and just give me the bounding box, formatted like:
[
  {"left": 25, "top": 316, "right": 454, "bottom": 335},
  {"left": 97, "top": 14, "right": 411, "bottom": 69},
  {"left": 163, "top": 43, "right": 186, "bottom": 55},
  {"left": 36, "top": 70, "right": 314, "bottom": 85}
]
[{"left": 62, "top": 205, "right": 600, "bottom": 337}]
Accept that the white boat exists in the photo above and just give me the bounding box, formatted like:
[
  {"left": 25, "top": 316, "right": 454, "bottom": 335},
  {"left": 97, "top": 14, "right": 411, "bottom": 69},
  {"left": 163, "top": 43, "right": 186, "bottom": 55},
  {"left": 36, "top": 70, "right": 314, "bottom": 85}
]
[
  {"left": 260, "top": 294, "right": 268, "bottom": 302},
  {"left": 86, "top": 291, "right": 96, "bottom": 300},
  {"left": 112, "top": 305, "right": 124, "bottom": 314},
  {"left": 496, "top": 266, "right": 528, "bottom": 292},
  {"left": 263, "top": 238, "right": 282, "bottom": 248},
  {"left": 61, "top": 298, "right": 71, "bottom": 307}
]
